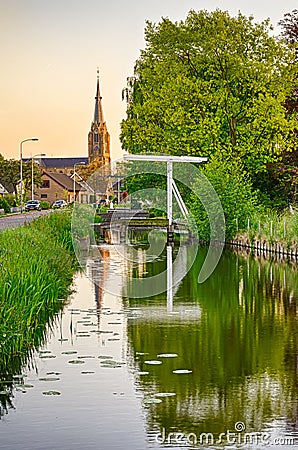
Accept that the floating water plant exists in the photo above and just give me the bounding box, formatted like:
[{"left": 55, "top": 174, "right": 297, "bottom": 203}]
[
  {"left": 42, "top": 391, "right": 61, "bottom": 396},
  {"left": 68, "top": 360, "right": 85, "bottom": 364},
  {"left": 155, "top": 392, "right": 176, "bottom": 397},
  {"left": 144, "top": 360, "right": 162, "bottom": 365},
  {"left": 172, "top": 369, "right": 192, "bottom": 374},
  {"left": 157, "top": 353, "right": 178, "bottom": 358},
  {"left": 38, "top": 377, "right": 60, "bottom": 381},
  {"left": 143, "top": 397, "right": 162, "bottom": 404}
]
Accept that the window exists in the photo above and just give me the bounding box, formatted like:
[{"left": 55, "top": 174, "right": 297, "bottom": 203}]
[
  {"left": 94, "top": 133, "right": 98, "bottom": 143},
  {"left": 42, "top": 180, "right": 50, "bottom": 188},
  {"left": 41, "top": 194, "right": 48, "bottom": 199}
]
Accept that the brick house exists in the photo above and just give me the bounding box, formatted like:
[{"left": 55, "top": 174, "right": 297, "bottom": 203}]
[{"left": 35, "top": 171, "right": 90, "bottom": 205}]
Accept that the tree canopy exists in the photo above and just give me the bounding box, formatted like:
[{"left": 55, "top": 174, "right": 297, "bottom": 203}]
[
  {"left": 0, "top": 154, "right": 42, "bottom": 200},
  {"left": 121, "top": 9, "right": 297, "bottom": 178}
]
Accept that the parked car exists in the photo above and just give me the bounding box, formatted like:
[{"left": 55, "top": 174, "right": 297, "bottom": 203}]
[
  {"left": 25, "top": 200, "right": 41, "bottom": 211},
  {"left": 52, "top": 200, "right": 67, "bottom": 209}
]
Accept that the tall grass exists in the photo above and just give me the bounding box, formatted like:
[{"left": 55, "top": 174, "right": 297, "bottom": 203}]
[
  {"left": 236, "top": 210, "right": 298, "bottom": 248},
  {"left": 0, "top": 210, "right": 76, "bottom": 375}
]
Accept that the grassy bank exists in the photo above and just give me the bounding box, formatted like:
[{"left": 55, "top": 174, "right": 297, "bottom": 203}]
[
  {"left": 234, "top": 210, "right": 298, "bottom": 250},
  {"left": 0, "top": 210, "right": 76, "bottom": 373}
]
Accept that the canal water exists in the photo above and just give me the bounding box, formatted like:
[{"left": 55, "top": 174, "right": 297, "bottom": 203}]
[{"left": 0, "top": 241, "right": 297, "bottom": 449}]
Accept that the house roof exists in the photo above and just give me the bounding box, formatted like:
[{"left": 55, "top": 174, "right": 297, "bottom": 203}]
[
  {"left": 37, "top": 157, "right": 89, "bottom": 169},
  {"left": 42, "top": 171, "right": 86, "bottom": 192}
]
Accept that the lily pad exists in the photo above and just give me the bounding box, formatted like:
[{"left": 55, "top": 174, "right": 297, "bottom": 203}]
[
  {"left": 155, "top": 392, "right": 176, "bottom": 397},
  {"left": 157, "top": 353, "right": 178, "bottom": 358},
  {"left": 61, "top": 351, "right": 77, "bottom": 355},
  {"left": 42, "top": 391, "right": 61, "bottom": 396},
  {"left": 143, "top": 397, "right": 162, "bottom": 404},
  {"left": 138, "top": 371, "right": 149, "bottom": 376},
  {"left": 68, "top": 360, "right": 85, "bottom": 364},
  {"left": 77, "top": 355, "right": 95, "bottom": 359},
  {"left": 81, "top": 371, "right": 95, "bottom": 374},
  {"left": 100, "top": 364, "right": 122, "bottom": 368},
  {"left": 0, "top": 390, "right": 8, "bottom": 395},
  {"left": 39, "top": 377, "right": 60, "bottom": 381},
  {"left": 144, "top": 360, "right": 162, "bottom": 365},
  {"left": 172, "top": 369, "right": 192, "bottom": 374},
  {"left": 98, "top": 355, "right": 113, "bottom": 359},
  {"left": 39, "top": 354, "right": 56, "bottom": 359},
  {"left": 99, "top": 360, "right": 118, "bottom": 365}
]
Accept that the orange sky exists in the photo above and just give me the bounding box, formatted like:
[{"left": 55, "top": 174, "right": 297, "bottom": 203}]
[{"left": 1, "top": 0, "right": 296, "bottom": 162}]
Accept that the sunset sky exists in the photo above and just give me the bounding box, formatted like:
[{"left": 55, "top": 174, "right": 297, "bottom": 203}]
[{"left": 1, "top": 0, "right": 297, "bottom": 161}]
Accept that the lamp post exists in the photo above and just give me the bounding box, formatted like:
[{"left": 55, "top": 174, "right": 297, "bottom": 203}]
[
  {"left": 73, "top": 162, "right": 85, "bottom": 203},
  {"left": 20, "top": 138, "right": 39, "bottom": 212},
  {"left": 31, "top": 153, "right": 46, "bottom": 200}
]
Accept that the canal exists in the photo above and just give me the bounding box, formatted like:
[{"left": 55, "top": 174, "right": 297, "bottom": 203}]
[{"left": 0, "top": 240, "right": 297, "bottom": 449}]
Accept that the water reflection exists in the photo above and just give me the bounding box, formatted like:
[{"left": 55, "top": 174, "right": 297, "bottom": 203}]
[
  {"left": 124, "top": 245, "right": 298, "bottom": 447},
  {"left": 0, "top": 237, "right": 297, "bottom": 449}
]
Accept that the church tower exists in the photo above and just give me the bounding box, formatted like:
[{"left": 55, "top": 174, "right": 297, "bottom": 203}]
[{"left": 88, "top": 69, "right": 111, "bottom": 165}]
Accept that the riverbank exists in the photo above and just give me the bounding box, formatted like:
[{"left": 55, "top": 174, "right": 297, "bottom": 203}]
[
  {"left": 226, "top": 210, "right": 298, "bottom": 260},
  {"left": 0, "top": 210, "right": 77, "bottom": 374}
]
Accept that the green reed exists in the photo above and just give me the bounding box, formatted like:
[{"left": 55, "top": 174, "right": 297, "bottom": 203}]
[
  {"left": 0, "top": 210, "right": 77, "bottom": 371},
  {"left": 241, "top": 210, "right": 298, "bottom": 248}
]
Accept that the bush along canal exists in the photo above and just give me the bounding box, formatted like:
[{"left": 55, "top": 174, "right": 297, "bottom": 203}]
[{"left": 0, "top": 211, "right": 77, "bottom": 398}]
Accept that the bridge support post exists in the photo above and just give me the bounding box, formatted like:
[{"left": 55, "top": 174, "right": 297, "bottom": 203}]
[{"left": 167, "top": 224, "right": 174, "bottom": 245}]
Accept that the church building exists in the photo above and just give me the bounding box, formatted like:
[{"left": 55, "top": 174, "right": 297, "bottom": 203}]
[{"left": 88, "top": 69, "right": 111, "bottom": 166}]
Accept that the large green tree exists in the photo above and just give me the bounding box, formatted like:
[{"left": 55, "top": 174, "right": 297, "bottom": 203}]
[
  {"left": 0, "top": 154, "right": 42, "bottom": 201},
  {"left": 121, "top": 9, "right": 297, "bottom": 178}
]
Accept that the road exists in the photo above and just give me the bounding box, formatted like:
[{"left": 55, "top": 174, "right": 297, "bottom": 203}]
[{"left": 0, "top": 210, "right": 51, "bottom": 231}]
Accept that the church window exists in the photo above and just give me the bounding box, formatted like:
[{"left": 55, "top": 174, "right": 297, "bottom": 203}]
[{"left": 94, "top": 133, "right": 98, "bottom": 143}]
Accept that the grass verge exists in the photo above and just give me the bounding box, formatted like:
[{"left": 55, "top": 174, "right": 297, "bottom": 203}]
[{"left": 0, "top": 210, "right": 76, "bottom": 374}]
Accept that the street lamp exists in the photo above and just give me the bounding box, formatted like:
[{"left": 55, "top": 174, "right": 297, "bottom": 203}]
[
  {"left": 31, "top": 153, "right": 46, "bottom": 200},
  {"left": 73, "top": 162, "right": 85, "bottom": 203},
  {"left": 20, "top": 138, "right": 39, "bottom": 212}
]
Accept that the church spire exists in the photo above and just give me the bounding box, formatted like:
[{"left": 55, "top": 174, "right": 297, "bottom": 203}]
[
  {"left": 94, "top": 67, "right": 104, "bottom": 124},
  {"left": 88, "top": 68, "right": 111, "bottom": 165}
]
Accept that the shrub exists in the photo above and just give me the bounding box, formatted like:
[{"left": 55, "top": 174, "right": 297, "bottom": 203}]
[
  {"left": 40, "top": 201, "right": 50, "bottom": 210},
  {"left": 189, "top": 154, "right": 259, "bottom": 240},
  {"left": 0, "top": 197, "right": 11, "bottom": 213}
]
